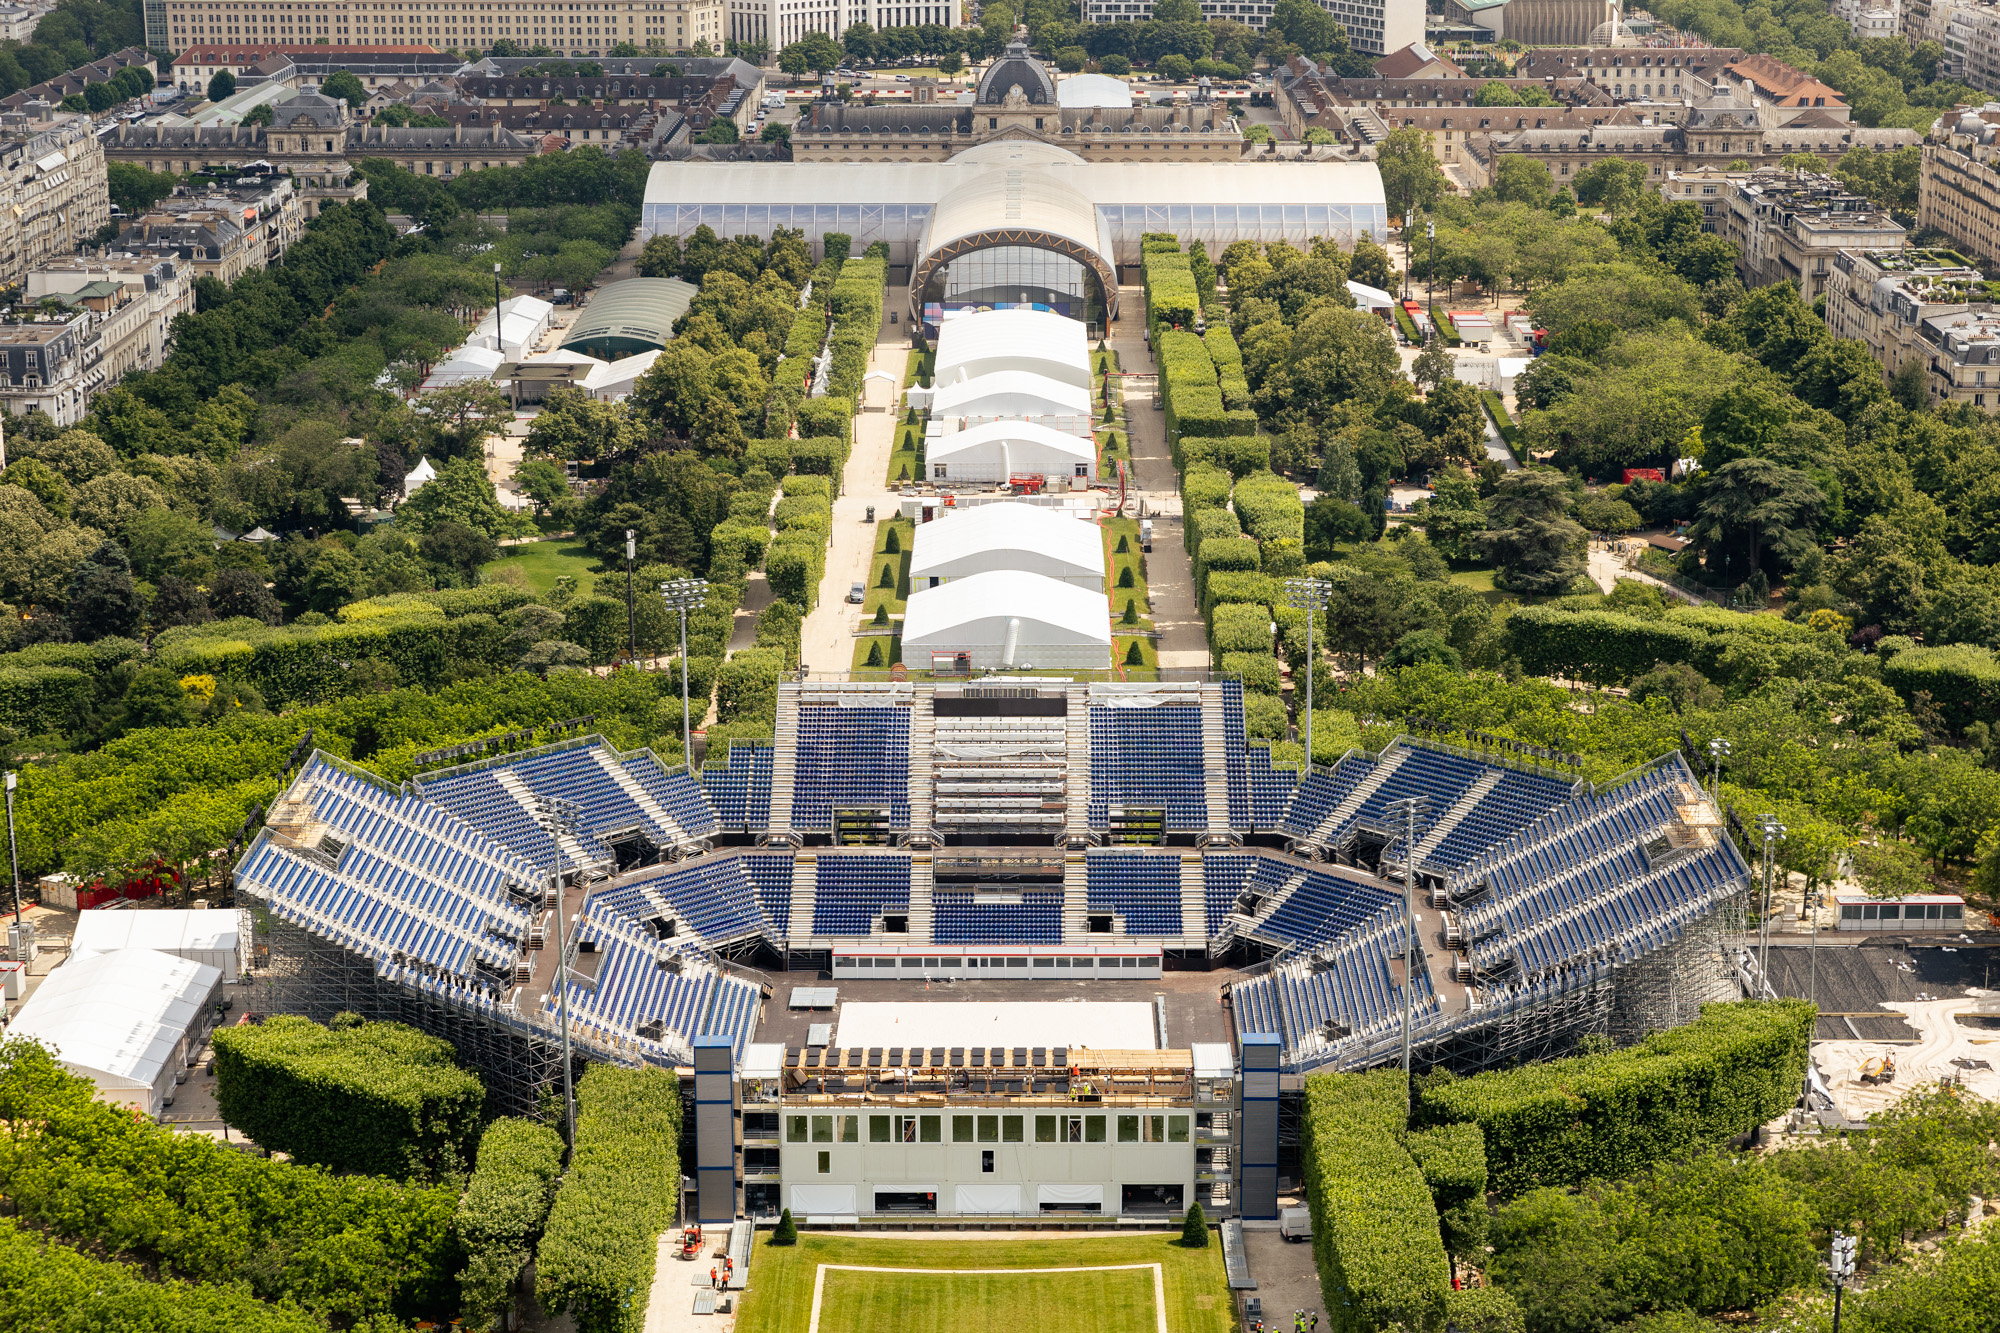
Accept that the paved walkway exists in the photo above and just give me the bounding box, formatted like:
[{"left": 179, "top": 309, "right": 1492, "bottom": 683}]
[
  {"left": 797, "top": 317, "right": 906, "bottom": 676},
  {"left": 1107, "top": 287, "right": 1211, "bottom": 673},
  {"left": 1586, "top": 544, "right": 1703, "bottom": 604}
]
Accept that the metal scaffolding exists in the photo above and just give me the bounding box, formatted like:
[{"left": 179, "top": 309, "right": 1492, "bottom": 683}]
[{"left": 248, "top": 907, "right": 585, "bottom": 1120}]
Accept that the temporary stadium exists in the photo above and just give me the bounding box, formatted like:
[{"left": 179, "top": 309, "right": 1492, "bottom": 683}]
[{"left": 238, "top": 679, "right": 1753, "bottom": 1147}]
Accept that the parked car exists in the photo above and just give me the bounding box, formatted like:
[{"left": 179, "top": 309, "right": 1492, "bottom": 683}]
[{"left": 847, "top": 581, "right": 866, "bottom": 604}]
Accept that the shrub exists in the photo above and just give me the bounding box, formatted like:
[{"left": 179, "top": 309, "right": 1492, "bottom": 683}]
[
  {"left": 1444, "top": 1286, "right": 1525, "bottom": 1333},
  {"left": 536, "top": 1065, "right": 683, "bottom": 1333},
  {"left": 0, "top": 665, "right": 92, "bottom": 735},
  {"left": 1882, "top": 643, "right": 2000, "bottom": 735},
  {"left": 457, "top": 1118, "right": 566, "bottom": 1332},
  {"left": 211, "top": 1016, "right": 484, "bottom": 1180},
  {"left": 771, "top": 1208, "right": 798, "bottom": 1245},
  {"left": 1182, "top": 1201, "right": 1210, "bottom": 1247},
  {"left": 1182, "top": 462, "right": 1233, "bottom": 512},
  {"left": 1125, "top": 640, "right": 1146, "bottom": 667},
  {"left": 1301, "top": 1069, "right": 1450, "bottom": 1333},
  {"left": 1223, "top": 650, "right": 1281, "bottom": 694},
  {"left": 1414, "top": 1000, "right": 1815, "bottom": 1197},
  {"left": 1212, "top": 602, "right": 1275, "bottom": 653},
  {"left": 1200, "top": 536, "right": 1263, "bottom": 580},
  {"left": 716, "top": 647, "right": 786, "bottom": 723},
  {"left": 1233, "top": 470, "right": 1306, "bottom": 545}
]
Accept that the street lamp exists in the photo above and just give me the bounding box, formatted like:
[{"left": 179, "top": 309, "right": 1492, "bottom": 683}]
[
  {"left": 531, "top": 795, "right": 580, "bottom": 1146},
  {"left": 1284, "top": 577, "right": 1332, "bottom": 772},
  {"left": 1385, "top": 795, "right": 1429, "bottom": 1108},
  {"left": 1759, "top": 814, "right": 1787, "bottom": 988},
  {"left": 492, "top": 261, "right": 504, "bottom": 334},
  {"left": 1707, "top": 736, "right": 1730, "bottom": 804},
  {"left": 1829, "top": 1231, "right": 1855, "bottom": 1332},
  {"left": 4, "top": 770, "right": 18, "bottom": 928},
  {"left": 624, "top": 529, "right": 636, "bottom": 662},
  {"left": 1425, "top": 220, "right": 1436, "bottom": 331},
  {"left": 659, "top": 579, "right": 710, "bottom": 776}
]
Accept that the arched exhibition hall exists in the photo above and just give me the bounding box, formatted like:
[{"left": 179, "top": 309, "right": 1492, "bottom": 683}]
[{"left": 641, "top": 144, "right": 1386, "bottom": 332}]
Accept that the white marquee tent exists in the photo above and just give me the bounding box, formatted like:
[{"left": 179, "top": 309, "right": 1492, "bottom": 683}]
[
  {"left": 910, "top": 501, "right": 1105, "bottom": 590},
  {"left": 928, "top": 370, "right": 1094, "bottom": 437},
  {"left": 926, "top": 419, "right": 1098, "bottom": 485},
  {"left": 9, "top": 949, "right": 222, "bottom": 1116},
  {"left": 69, "top": 908, "right": 246, "bottom": 979},
  {"left": 901, "top": 569, "right": 1111, "bottom": 670},
  {"left": 468, "top": 294, "right": 556, "bottom": 360},
  {"left": 933, "top": 308, "right": 1093, "bottom": 391}
]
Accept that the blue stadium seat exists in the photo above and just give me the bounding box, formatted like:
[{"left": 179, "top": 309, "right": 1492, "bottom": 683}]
[
  {"left": 811, "top": 855, "right": 912, "bottom": 936},
  {"left": 1088, "top": 703, "right": 1207, "bottom": 831},
  {"left": 933, "top": 891, "right": 1064, "bottom": 944},
  {"left": 703, "top": 742, "right": 773, "bottom": 832},
  {"left": 791, "top": 703, "right": 911, "bottom": 833},
  {"left": 1085, "top": 852, "right": 1183, "bottom": 936}
]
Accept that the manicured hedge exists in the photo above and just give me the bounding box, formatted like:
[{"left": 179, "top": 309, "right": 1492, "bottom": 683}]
[
  {"left": 1444, "top": 1287, "right": 1525, "bottom": 1333},
  {"left": 717, "top": 646, "right": 786, "bottom": 723},
  {"left": 153, "top": 614, "right": 510, "bottom": 707},
  {"left": 339, "top": 586, "right": 538, "bottom": 621},
  {"left": 1144, "top": 247, "right": 1200, "bottom": 333},
  {"left": 1882, "top": 644, "right": 2000, "bottom": 735},
  {"left": 457, "top": 1117, "right": 566, "bottom": 1333},
  {"left": 1503, "top": 604, "right": 1828, "bottom": 688},
  {"left": 536, "top": 1064, "right": 684, "bottom": 1333},
  {"left": 212, "top": 1016, "right": 485, "bottom": 1180},
  {"left": 1414, "top": 1000, "right": 1815, "bottom": 1197},
  {"left": 1261, "top": 536, "right": 1306, "bottom": 577},
  {"left": 1223, "top": 650, "right": 1281, "bottom": 694},
  {"left": 1202, "top": 570, "right": 1280, "bottom": 619},
  {"left": 1188, "top": 505, "right": 1242, "bottom": 561},
  {"left": 1199, "top": 536, "right": 1263, "bottom": 582},
  {"left": 0, "top": 636, "right": 141, "bottom": 675},
  {"left": 1182, "top": 462, "right": 1233, "bottom": 513},
  {"left": 1181, "top": 435, "right": 1271, "bottom": 477},
  {"left": 1301, "top": 1069, "right": 1451, "bottom": 1333},
  {"left": 1480, "top": 391, "right": 1522, "bottom": 465},
  {"left": 1403, "top": 1120, "right": 1488, "bottom": 1260},
  {"left": 1232, "top": 470, "right": 1305, "bottom": 545},
  {"left": 0, "top": 665, "right": 92, "bottom": 735},
  {"left": 1212, "top": 602, "right": 1276, "bottom": 652},
  {"left": 1205, "top": 325, "right": 1251, "bottom": 410}
]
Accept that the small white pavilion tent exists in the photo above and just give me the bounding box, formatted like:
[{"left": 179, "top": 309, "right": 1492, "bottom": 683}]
[
  {"left": 8, "top": 949, "right": 222, "bottom": 1116},
  {"left": 925, "top": 419, "right": 1098, "bottom": 484},
  {"left": 933, "top": 308, "right": 1093, "bottom": 391}
]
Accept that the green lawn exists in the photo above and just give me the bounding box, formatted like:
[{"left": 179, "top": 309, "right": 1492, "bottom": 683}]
[
  {"left": 888, "top": 418, "right": 925, "bottom": 487},
  {"left": 734, "top": 1233, "right": 1231, "bottom": 1333},
  {"left": 481, "top": 537, "right": 597, "bottom": 597},
  {"left": 1103, "top": 515, "right": 1156, "bottom": 677}
]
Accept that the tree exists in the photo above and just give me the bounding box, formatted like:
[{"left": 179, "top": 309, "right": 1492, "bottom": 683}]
[
  {"left": 1686, "top": 457, "right": 1824, "bottom": 585},
  {"left": 207, "top": 69, "right": 236, "bottom": 102},
  {"left": 515, "top": 458, "right": 571, "bottom": 516},
  {"left": 635, "top": 232, "right": 682, "bottom": 279},
  {"left": 1056, "top": 45, "right": 1086, "bottom": 72},
  {"left": 1099, "top": 53, "right": 1130, "bottom": 75},
  {"left": 321, "top": 69, "right": 367, "bottom": 107},
  {"left": 1349, "top": 233, "right": 1395, "bottom": 290},
  {"left": 1491, "top": 155, "right": 1554, "bottom": 206},
  {"left": 420, "top": 521, "right": 499, "bottom": 587},
  {"left": 779, "top": 31, "right": 841, "bottom": 74},
  {"left": 1157, "top": 53, "right": 1193, "bottom": 81},
  {"left": 1181, "top": 1202, "right": 1209, "bottom": 1247},
  {"left": 1376, "top": 126, "right": 1445, "bottom": 224},
  {"left": 65, "top": 540, "right": 144, "bottom": 641},
  {"left": 209, "top": 567, "right": 283, "bottom": 624},
  {"left": 151, "top": 574, "right": 214, "bottom": 629},
  {"left": 525, "top": 386, "right": 639, "bottom": 461},
  {"left": 938, "top": 50, "right": 965, "bottom": 74},
  {"left": 1412, "top": 337, "right": 1455, "bottom": 394},
  {"left": 1478, "top": 468, "right": 1586, "bottom": 595},
  {"left": 1571, "top": 157, "right": 1649, "bottom": 213},
  {"left": 243, "top": 102, "right": 274, "bottom": 127},
  {"left": 1779, "top": 151, "right": 1827, "bottom": 174},
  {"left": 1286, "top": 305, "right": 1402, "bottom": 420},
  {"left": 418, "top": 380, "right": 513, "bottom": 459},
  {"left": 106, "top": 161, "right": 180, "bottom": 216},
  {"left": 760, "top": 121, "right": 791, "bottom": 145},
  {"left": 772, "top": 1209, "right": 798, "bottom": 1245},
  {"left": 695, "top": 116, "right": 740, "bottom": 144},
  {"left": 399, "top": 456, "right": 520, "bottom": 539}
]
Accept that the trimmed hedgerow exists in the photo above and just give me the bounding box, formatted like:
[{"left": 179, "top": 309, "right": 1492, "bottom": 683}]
[
  {"left": 1199, "top": 536, "right": 1263, "bottom": 583},
  {"left": 1202, "top": 570, "right": 1280, "bottom": 620},
  {"left": 1212, "top": 602, "right": 1275, "bottom": 654},
  {"left": 1403, "top": 1120, "right": 1488, "bottom": 1260},
  {"left": 212, "top": 1016, "right": 484, "bottom": 1180},
  {"left": 1232, "top": 470, "right": 1306, "bottom": 546},
  {"left": 1144, "top": 248, "right": 1200, "bottom": 333},
  {"left": 1222, "top": 651, "right": 1281, "bottom": 695},
  {"left": 536, "top": 1064, "right": 683, "bottom": 1333},
  {"left": 1881, "top": 643, "right": 2000, "bottom": 735},
  {"left": 1301, "top": 1069, "right": 1451, "bottom": 1333},
  {"left": 456, "top": 1117, "right": 566, "bottom": 1333},
  {"left": 1182, "top": 462, "right": 1233, "bottom": 513},
  {"left": 1187, "top": 505, "right": 1242, "bottom": 561},
  {"left": 1444, "top": 1286, "right": 1526, "bottom": 1333},
  {"left": 1181, "top": 435, "right": 1271, "bottom": 478},
  {"left": 1414, "top": 1000, "right": 1815, "bottom": 1197},
  {"left": 1205, "top": 324, "right": 1251, "bottom": 410},
  {"left": 0, "top": 666, "right": 92, "bottom": 736}
]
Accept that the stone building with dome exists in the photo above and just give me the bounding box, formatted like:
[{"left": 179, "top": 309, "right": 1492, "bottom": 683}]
[{"left": 790, "top": 36, "right": 1243, "bottom": 163}]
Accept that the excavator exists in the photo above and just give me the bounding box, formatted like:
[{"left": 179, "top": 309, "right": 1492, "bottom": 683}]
[{"left": 1859, "top": 1053, "right": 1897, "bottom": 1086}]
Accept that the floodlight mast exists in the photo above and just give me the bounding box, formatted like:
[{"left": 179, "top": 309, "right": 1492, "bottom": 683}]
[
  {"left": 660, "top": 580, "right": 710, "bottom": 776},
  {"left": 1385, "top": 795, "right": 1428, "bottom": 1108},
  {"left": 532, "top": 795, "right": 581, "bottom": 1145},
  {"left": 1284, "top": 578, "right": 1333, "bottom": 771}
]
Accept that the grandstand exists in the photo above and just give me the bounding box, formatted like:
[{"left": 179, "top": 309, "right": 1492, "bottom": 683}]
[{"left": 233, "top": 679, "right": 1754, "bottom": 1110}]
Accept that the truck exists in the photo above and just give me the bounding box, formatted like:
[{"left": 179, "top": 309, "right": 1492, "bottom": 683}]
[{"left": 1280, "top": 1206, "right": 1312, "bottom": 1242}]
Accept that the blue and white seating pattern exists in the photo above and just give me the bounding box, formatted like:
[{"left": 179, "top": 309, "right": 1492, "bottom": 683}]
[
  {"left": 605, "top": 856, "right": 771, "bottom": 945},
  {"left": 703, "top": 742, "right": 773, "bottom": 832},
  {"left": 419, "top": 741, "right": 698, "bottom": 867},
  {"left": 811, "top": 855, "right": 912, "bottom": 936},
  {"left": 1253, "top": 865, "right": 1402, "bottom": 950},
  {"left": 1202, "top": 854, "right": 1257, "bottom": 932},
  {"left": 792, "top": 704, "right": 910, "bottom": 832},
  {"left": 1088, "top": 703, "right": 1208, "bottom": 831},
  {"left": 1220, "top": 680, "right": 1296, "bottom": 831},
  {"left": 1278, "top": 754, "right": 1376, "bottom": 839},
  {"left": 412, "top": 766, "right": 581, "bottom": 872},
  {"left": 551, "top": 899, "right": 762, "bottom": 1060},
  {"left": 627, "top": 754, "right": 720, "bottom": 839},
  {"left": 934, "top": 891, "right": 1064, "bottom": 945},
  {"left": 1232, "top": 904, "right": 1439, "bottom": 1064},
  {"left": 1085, "top": 853, "right": 1183, "bottom": 936},
  {"left": 741, "top": 854, "right": 796, "bottom": 935},
  {"left": 1422, "top": 768, "right": 1574, "bottom": 871}
]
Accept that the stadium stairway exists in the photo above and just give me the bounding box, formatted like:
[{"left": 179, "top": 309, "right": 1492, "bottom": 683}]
[
  {"left": 596, "top": 750, "right": 696, "bottom": 853},
  {"left": 1410, "top": 888, "right": 1474, "bottom": 1017},
  {"left": 1064, "top": 693, "right": 1090, "bottom": 847},
  {"left": 1308, "top": 748, "right": 1409, "bottom": 848},
  {"left": 1179, "top": 853, "right": 1208, "bottom": 942},
  {"left": 765, "top": 703, "right": 800, "bottom": 843},
  {"left": 495, "top": 770, "right": 600, "bottom": 868},
  {"left": 1064, "top": 851, "right": 1090, "bottom": 941},
  {"left": 1199, "top": 685, "right": 1232, "bottom": 837},
  {"left": 787, "top": 853, "right": 818, "bottom": 948},
  {"left": 1409, "top": 772, "right": 1499, "bottom": 870},
  {"left": 907, "top": 695, "right": 936, "bottom": 842},
  {"left": 908, "top": 852, "right": 935, "bottom": 943}
]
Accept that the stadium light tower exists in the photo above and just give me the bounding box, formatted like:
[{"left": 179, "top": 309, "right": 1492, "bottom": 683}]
[
  {"left": 1707, "top": 737, "right": 1730, "bottom": 803},
  {"left": 1385, "top": 794, "right": 1429, "bottom": 1107},
  {"left": 1758, "top": 814, "right": 1787, "bottom": 989},
  {"left": 1284, "top": 577, "right": 1333, "bottom": 771},
  {"left": 531, "top": 795, "right": 581, "bottom": 1146},
  {"left": 659, "top": 579, "right": 710, "bottom": 775},
  {"left": 4, "top": 770, "right": 18, "bottom": 927},
  {"left": 1829, "top": 1231, "right": 1855, "bottom": 1332}
]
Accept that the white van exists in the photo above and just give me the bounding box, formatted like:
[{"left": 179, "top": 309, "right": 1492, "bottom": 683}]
[{"left": 1280, "top": 1207, "right": 1312, "bottom": 1242}]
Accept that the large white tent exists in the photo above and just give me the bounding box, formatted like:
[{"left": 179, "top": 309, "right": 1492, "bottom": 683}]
[
  {"left": 468, "top": 294, "right": 556, "bottom": 360},
  {"left": 926, "top": 419, "right": 1098, "bottom": 485},
  {"left": 9, "top": 949, "right": 222, "bottom": 1116},
  {"left": 933, "top": 308, "right": 1092, "bottom": 391},
  {"left": 901, "top": 569, "right": 1111, "bottom": 670},
  {"left": 69, "top": 908, "right": 246, "bottom": 979},
  {"left": 929, "top": 370, "right": 1094, "bottom": 437},
  {"left": 911, "top": 501, "right": 1105, "bottom": 590}
]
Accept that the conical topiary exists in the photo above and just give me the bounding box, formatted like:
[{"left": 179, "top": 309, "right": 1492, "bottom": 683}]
[
  {"left": 873, "top": 604, "right": 890, "bottom": 626},
  {"left": 1116, "top": 533, "right": 1130, "bottom": 553},
  {"left": 878, "top": 564, "right": 895, "bottom": 588},
  {"left": 1181, "top": 1202, "right": 1209, "bottom": 1247},
  {"left": 866, "top": 640, "right": 885, "bottom": 667},
  {"left": 1117, "top": 566, "right": 1135, "bottom": 588},
  {"left": 898, "top": 463, "right": 911, "bottom": 481},
  {"left": 885, "top": 526, "right": 901, "bottom": 554},
  {"left": 1125, "top": 640, "right": 1145, "bottom": 666},
  {"left": 772, "top": 1209, "right": 798, "bottom": 1245},
  {"left": 1122, "top": 600, "right": 1139, "bottom": 625}
]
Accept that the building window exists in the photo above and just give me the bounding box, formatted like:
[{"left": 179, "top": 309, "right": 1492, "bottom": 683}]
[
  {"left": 787, "top": 1114, "right": 808, "bottom": 1142},
  {"left": 977, "top": 1114, "right": 1000, "bottom": 1143},
  {"left": 1085, "top": 1115, "right": 1106, "bottom": 1142},
  {"left": 933, "top": 463, "right": 947, "bottom": 478},
  {"left": 817, "top": 1150, "right": 830, "bottom": 1173},
  {"left": 869, "top": 1114, "right": 892, "bottom": 1142},
  {"left": 1002, "top": 1115, "right": 1024, "bottom": 1143},
  {"left": 981, "top": 1149, "right": 995, "bottom": 1173},
  {"left": 811, "top": 1115, "right": 833, "bottom": 1142},
  {"left": 1117, "top": 1114, "right": 1140, "bottom": 1143}
]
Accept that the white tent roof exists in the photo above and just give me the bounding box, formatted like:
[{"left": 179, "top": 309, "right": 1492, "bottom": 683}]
[
  {"left": 580, "top": 347, "right": 664, "bottom": 395},
  {"left": 910, "top": 501, "right": 1105, "bottom": 582},
  {"left": 930, "top": 369, "right": 1092, "bottom": 420},
  {"left": 404, "top": 456, "right": 438, "bottom": 487},
  {"left": 928, "top": 419, "right": 1098, "bottom": 467},
  {"left": 69, "top": 909, "right": 240, "bottom": 961},
  {"left": 933, "top": 308, "right": 1092, "bottom": 390},
  {"left": 1347, "top": 279, "right": 1396, "bottom": 310},
  {"left": 902, "top": 569, "right": 1111, "bottom": 647},
  {"left": 471, "top": 294, "right": 554, "bottom": 340},
  {"left": 9, "top": 949, "right": 219, "bottom": 1092},
  {"left": 1057, "top": 73, "right": 1134, "bottom": 109},
  {"left": 422, "top": 343, "right": 506, "bottom": 390}
]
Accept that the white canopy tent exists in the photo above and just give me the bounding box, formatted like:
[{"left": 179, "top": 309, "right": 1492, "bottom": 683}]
[
  {"left": 468, "top": 294, "right": 556, "bottom": 360},
  {"left": 926, "top": 419, "right": 1098, "bottom": 485},
  {"left": 1056, "top": 73, "right": 1134, "bottom": 109},
  {"left": 933, "top": 308, "right": 1093, "bottom": 391},
  {"left": 910, "top": 501, "right": 1105, "bottom": 590},
  {"left": 929, "top": 367, "right": 1093, "bottom": 430},
  {"left": 901, "top": 569, "right": 1111, "bottom": 670},
  {"left": 1347, "top": 280, "right": 1396, "bottom": 311},
  {"left": 8, "top": 949, "right": 222, "bottom": 1116},
  {"left": 420, "top": 343, "right": 506, "bottom": 392},
  {"left": 69, "top": 908, "right": 245, "bottom": 979}
]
